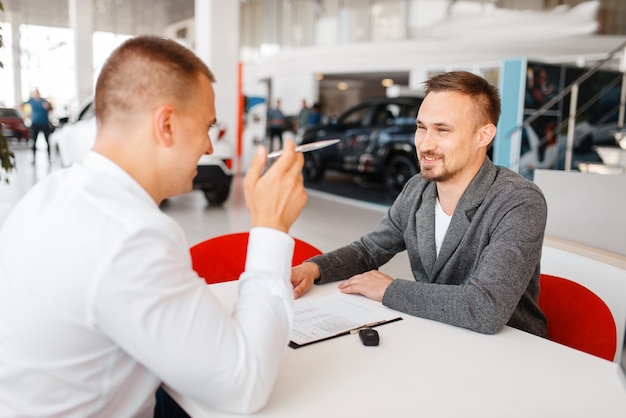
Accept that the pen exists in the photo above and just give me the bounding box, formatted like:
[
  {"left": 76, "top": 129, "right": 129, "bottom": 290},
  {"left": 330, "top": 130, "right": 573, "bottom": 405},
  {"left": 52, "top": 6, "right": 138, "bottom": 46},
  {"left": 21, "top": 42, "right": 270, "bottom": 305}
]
[
  {"left": 349, "top": 319, "right": 400, "bottom": 334},
  {"left": 267, "top": 139, "right": 340, "bottom": 159}
]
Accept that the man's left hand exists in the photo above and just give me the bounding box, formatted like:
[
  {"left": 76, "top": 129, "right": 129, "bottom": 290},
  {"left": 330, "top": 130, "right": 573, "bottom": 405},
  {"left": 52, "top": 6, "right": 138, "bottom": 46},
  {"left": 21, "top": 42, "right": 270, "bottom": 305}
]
[{"left": 337, "top": 270, "right": 393, "bottom": 302}]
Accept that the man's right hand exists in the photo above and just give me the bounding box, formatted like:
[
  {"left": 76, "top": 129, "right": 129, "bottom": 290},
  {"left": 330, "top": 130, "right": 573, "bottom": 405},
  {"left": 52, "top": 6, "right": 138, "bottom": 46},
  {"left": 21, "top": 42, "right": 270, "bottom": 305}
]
[
  {"left": 243, "top": 140, "right": 307, "bottom": 233},
  {"left": 291, "top": 262, "right": 320, "bottom": 299}
]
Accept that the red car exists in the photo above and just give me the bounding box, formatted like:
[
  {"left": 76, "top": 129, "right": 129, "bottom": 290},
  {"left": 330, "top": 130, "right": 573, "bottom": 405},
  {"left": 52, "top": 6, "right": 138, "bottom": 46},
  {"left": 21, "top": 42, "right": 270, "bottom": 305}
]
[{"left": 0, "top": 107, "right": 30, "bottom": 143}]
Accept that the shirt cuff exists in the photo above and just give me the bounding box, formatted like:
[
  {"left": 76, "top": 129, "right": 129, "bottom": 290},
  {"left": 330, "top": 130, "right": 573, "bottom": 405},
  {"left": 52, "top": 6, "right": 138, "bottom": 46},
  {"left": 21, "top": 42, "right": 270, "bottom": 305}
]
[{"left": 242, "top": 227, "right": 294, "bottom": 290}]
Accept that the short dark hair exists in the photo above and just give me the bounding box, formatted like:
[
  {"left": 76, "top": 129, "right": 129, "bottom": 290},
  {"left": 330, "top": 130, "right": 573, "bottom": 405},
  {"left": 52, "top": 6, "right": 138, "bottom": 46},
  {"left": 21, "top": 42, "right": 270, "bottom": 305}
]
[
  {"left": 424, "top": 71, "right": 501, "bottom": 129},
  {"left": 95, "top": 35, "right": 215, "bottom": 123}
]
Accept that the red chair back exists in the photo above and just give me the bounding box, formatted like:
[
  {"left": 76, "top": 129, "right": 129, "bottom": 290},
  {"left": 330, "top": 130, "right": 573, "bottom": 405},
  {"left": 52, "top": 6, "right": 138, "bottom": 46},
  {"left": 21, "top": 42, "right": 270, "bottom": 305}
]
[
  {"left": 538, "top": 273, "right": 617, "bottom": 361},
  {"left": 190, "top": 232, "right": 322, "bottom": 284}
]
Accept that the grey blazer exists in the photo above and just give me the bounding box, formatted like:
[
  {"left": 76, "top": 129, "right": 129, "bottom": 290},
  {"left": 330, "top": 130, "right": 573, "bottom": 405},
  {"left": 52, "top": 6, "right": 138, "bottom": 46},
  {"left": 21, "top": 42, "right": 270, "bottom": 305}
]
[{"left": 311, "top": 159, "right": 548, "bottom": 337}]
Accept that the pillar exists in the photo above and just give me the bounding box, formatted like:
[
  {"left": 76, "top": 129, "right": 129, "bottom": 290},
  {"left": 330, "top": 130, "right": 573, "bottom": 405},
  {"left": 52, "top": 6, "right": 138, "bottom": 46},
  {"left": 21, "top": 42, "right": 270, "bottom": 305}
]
[
  {"left": 69, "top": 0, "right": 94, "bottom": 106},
  {"left": 8, "top": 10, "right": 23, "bottom": 106},
  {"left": 194, "top": 0, "right": 241, "bottom": 171}
]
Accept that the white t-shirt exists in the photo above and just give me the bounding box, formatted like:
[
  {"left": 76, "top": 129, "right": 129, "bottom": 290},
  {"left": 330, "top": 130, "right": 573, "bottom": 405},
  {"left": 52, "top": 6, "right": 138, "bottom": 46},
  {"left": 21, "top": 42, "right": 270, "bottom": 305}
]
[
  {"left": 435, "top": 198, "right": 452, "bottom": 256},
  {"left": 0, "top": 152, "right": 294, "bottom": 417}
]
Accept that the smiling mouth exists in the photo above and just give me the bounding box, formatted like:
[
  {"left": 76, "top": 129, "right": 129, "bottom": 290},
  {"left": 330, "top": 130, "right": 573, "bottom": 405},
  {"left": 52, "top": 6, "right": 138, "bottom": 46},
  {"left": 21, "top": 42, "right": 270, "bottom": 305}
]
[{"left": 421, "top": 154, "right": 441, "bottom": 162}]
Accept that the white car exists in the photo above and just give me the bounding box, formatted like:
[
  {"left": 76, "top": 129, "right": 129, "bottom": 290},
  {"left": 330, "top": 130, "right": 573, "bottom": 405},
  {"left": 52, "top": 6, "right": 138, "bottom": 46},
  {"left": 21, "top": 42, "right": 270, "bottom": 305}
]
[
  {"left": 50, "top": 99, "right": 234, "bottom": 205},
  {"left": 50, "top": 99, "right": 96, "bottom": 167}
]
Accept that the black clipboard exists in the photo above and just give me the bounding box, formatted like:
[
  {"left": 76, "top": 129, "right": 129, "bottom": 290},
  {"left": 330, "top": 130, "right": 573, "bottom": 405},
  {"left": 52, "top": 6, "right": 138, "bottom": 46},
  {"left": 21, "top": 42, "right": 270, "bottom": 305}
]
[{"left": 288, "top": 316, "right": 403, "bottom": 349}]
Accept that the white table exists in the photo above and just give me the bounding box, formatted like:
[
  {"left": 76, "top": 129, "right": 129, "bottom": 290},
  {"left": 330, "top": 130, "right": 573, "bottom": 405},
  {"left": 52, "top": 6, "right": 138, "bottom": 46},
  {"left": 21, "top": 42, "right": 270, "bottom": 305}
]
[{"left": 171, "top": 281, "right": 626, "bottom": 418}]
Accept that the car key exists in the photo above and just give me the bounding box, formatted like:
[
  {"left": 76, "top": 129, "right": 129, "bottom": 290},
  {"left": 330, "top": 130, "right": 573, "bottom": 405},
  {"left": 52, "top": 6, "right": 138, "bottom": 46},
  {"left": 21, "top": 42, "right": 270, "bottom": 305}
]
[{"left": 358, "top": 327, "right": 379, "bottom": 346}]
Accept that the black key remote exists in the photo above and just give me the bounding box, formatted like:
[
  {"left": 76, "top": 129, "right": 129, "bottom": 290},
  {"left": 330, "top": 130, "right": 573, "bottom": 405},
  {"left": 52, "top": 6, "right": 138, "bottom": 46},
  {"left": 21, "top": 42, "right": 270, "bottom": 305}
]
[{"left": 359, "top": 327, "right": 379, "bottom": 346}]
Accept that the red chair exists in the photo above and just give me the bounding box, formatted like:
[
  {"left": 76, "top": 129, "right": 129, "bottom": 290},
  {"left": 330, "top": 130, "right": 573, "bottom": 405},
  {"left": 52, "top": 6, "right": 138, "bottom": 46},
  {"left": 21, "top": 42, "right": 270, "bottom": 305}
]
[
  {"left": 538, "top": 273, "right": 617, "bottom": 361},
  {"left": 190, "top": 232, "right": 322, "bottom": 285}
]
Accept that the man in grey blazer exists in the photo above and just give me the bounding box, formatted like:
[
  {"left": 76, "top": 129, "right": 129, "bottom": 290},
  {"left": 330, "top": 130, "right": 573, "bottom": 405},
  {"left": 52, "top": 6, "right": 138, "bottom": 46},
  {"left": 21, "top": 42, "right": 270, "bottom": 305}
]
[{"left": 291, "top": 71, "right": 548, "bottom": 337}]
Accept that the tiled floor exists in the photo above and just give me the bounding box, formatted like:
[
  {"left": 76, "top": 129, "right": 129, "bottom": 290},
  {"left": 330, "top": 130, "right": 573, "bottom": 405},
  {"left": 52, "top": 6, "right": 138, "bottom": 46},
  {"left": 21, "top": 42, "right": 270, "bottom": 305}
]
[{"left": 0, "top": 142, "right": 411, "bottom": 278}]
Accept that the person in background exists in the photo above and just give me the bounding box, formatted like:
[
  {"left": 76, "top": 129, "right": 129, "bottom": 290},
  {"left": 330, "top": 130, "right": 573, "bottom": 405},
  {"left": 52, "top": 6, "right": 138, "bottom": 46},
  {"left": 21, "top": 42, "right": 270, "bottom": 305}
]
[
  {"left": 296, "top": 99, "right": 311, "bottom": 133},
  {"left": 267, "top": 98, "right": 285, "bottom": 152},
  {"left": 23, "top": 88, "right": 53, "bottom": 162},
  {"left": 307, "top": 102, "right": 322, "bottom": 127},
  {"left": 291, "top": 71, "right": 548, "bottom": 338},
  {"left": 0, "top": 35, "right": 307, "bottom": 417}
]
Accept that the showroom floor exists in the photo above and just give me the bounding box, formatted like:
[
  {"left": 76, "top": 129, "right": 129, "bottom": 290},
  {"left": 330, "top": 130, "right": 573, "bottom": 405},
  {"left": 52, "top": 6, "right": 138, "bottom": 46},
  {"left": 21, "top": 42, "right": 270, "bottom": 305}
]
[{"left": 0, "top": 140, "right": 411, "bottom": 278}]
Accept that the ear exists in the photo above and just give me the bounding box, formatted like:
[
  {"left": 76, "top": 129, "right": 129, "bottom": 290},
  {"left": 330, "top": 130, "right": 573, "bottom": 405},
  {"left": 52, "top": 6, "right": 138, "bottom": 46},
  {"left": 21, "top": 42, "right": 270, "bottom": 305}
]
[
  {"left": 153, "top": 104, "right": 176, "bottom": 147},
  {"left": 477, "top": 123, "right": 497, "bottom": 148}
]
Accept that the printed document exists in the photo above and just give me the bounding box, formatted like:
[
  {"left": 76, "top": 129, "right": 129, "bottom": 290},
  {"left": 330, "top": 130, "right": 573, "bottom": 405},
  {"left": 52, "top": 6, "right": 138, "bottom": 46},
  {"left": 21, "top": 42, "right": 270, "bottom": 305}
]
[{"left": 289, "top": 292, "right": 402, "bottom": 348}]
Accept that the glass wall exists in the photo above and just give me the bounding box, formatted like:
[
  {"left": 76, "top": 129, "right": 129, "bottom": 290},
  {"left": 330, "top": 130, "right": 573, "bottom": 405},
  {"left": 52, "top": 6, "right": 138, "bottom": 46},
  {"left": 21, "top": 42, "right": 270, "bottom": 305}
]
[
  {"left": 240, "top": 0, "right": 414, "bottom": 52},
  {"left": 240, "top": 0, "right": 625, "bottom": 56},
  {"left": 370, "top": 0, "right": 408, "bottom": 42},
  {"left": 280, "top": 0, "right": 318, "bottom": 47},
  {"left": 338, "top": 0, "right": 370, "bottom": 43}
]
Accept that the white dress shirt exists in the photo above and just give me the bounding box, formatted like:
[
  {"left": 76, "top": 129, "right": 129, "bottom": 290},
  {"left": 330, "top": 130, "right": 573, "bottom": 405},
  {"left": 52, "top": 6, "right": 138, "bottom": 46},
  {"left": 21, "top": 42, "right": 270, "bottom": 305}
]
[{"left": 0, "top": 152, "right": 294, "bottom": 417}]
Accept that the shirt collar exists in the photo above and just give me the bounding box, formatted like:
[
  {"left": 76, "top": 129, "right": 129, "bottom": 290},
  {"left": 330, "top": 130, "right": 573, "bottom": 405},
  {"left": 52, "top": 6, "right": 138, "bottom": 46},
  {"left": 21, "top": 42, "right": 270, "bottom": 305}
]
[{"left": 80, "top": 151, "right": 158, "bottom": 209}]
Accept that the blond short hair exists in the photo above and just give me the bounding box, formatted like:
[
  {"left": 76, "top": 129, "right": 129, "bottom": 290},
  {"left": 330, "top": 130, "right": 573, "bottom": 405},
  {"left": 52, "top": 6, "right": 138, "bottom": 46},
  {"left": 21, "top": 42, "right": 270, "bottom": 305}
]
[{"left": 95, "top": 35, "right": 215, "bottom": 123}]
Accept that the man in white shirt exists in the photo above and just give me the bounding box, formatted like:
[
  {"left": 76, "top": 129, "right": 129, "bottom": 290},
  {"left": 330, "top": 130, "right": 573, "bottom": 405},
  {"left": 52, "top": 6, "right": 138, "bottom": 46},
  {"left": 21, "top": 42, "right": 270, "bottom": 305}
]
[{"left": 0, "top": 35, "right": 307, "bottom": 417}]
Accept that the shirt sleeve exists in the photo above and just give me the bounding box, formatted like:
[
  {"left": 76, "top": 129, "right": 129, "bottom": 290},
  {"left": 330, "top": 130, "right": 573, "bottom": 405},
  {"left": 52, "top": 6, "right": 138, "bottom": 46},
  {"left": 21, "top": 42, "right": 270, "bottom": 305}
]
[
  {"left": 311, "top": 184, "right": 411, "bottom": 284},
  {"left": 91, "top": 225, "right": 294, "bottom": 414}
]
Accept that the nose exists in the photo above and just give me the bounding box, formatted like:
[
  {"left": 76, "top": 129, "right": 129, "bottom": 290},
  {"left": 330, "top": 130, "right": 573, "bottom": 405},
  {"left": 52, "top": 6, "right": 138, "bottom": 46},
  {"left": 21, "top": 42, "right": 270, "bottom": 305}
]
[{"left": 205, "top": 136, "right": 214, "bottom": 155}]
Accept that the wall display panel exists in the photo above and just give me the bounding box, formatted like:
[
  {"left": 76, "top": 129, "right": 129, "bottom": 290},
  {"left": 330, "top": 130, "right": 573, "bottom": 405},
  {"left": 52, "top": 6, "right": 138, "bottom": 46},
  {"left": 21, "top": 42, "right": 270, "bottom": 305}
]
[
  {"left": 519, "top": 63, "right": 564, "bottom": 177},
  {"left": 519, "top": 61, "right": 623, "bottom": 179},
  {"left": 524, "top": 63, "right": 563, "bottom": 111}
]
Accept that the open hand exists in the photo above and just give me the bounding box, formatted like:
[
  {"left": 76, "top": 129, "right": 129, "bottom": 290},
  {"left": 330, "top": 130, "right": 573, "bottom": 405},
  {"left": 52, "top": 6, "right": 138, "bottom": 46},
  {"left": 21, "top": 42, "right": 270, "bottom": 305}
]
[{"left": 337, "top": 270, "right": 393, "bottom": 302}]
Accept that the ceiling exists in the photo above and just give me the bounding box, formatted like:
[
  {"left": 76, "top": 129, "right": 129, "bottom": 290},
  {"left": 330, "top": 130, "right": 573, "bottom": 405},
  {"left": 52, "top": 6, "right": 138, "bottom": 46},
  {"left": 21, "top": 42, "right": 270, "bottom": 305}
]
[{"left": 2, "top": 0, "right": 195, "bottom": 35}]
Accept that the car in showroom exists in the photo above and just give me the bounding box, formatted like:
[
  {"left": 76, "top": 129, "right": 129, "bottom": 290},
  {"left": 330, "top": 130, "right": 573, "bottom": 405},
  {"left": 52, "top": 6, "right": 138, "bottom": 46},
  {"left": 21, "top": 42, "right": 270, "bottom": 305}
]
[
  {"left": 50, "top": 99, "right": 234, "bottom": 205},
  {"left": 50, "top": 99, "right": 96, "bottom": 167},
  {"left": 0, "top": 107, "right": 30, "bottom": 143},
  {"left": 298, "top": 96, "right": 422, "bottom": 198}
]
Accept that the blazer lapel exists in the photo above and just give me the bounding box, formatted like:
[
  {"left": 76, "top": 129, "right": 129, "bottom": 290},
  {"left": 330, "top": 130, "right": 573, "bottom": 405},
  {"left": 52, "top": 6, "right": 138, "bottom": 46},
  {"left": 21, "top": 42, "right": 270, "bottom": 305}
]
[{"left": 415, "top": 182, "right": 438, "bottom": 280}]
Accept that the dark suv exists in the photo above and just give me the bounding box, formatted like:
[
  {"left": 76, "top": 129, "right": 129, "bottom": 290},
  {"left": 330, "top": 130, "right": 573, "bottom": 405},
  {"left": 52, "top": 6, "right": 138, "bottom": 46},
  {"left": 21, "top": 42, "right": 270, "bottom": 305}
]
[{"left": 299, "top": 96, "right": 422, "bottom": 198}]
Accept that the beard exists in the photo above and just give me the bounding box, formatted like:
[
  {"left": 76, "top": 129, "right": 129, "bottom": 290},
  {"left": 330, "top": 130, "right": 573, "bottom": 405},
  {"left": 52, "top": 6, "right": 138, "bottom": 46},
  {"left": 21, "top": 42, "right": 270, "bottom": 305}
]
[
  {"left": 419, "top": 153, "right": 456, "bottom": 183},
  {"left": 420, "top": 165, "right": 454, "bottom": 182}
]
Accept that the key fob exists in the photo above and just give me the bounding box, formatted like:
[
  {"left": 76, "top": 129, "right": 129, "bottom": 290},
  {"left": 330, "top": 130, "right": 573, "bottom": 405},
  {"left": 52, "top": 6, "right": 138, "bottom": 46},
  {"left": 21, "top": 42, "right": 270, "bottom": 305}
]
[{"left": 359, "top": 327, "right": 379, "bottom": 346}]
